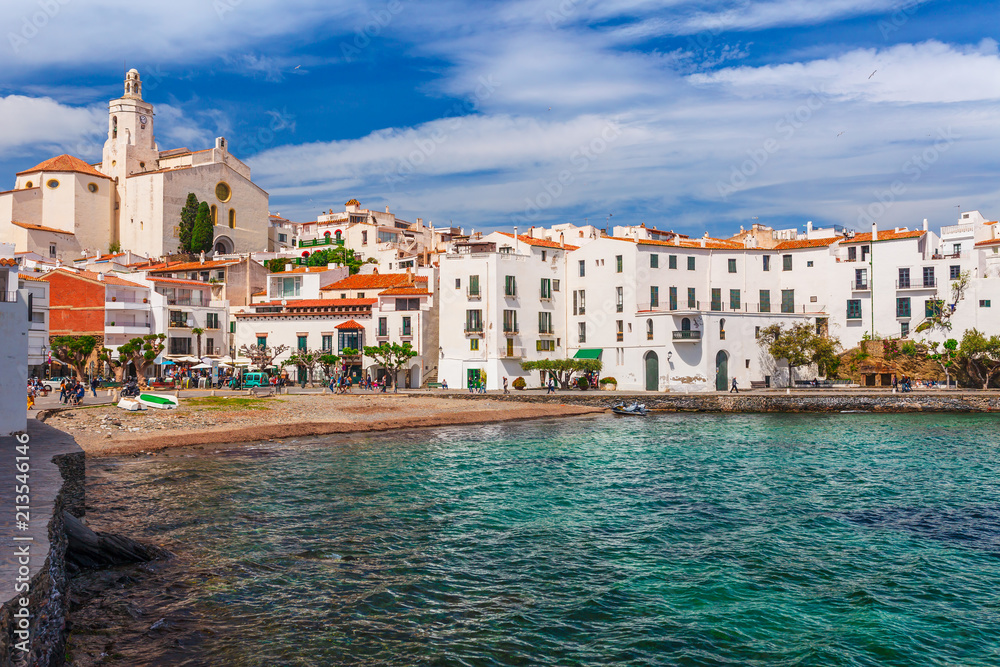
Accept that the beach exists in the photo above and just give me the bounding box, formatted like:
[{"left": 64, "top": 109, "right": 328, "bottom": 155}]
[{"left": 39, "top": 393, "right": 605, "bottom": 456}]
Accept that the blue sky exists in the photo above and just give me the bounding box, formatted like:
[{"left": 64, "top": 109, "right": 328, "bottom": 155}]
[{"left": 1, "top": 0, "right": 999, "bottom": 238}]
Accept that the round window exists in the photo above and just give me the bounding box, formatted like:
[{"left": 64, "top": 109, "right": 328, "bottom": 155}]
[
  {"left": 215, "top": 182, "right": 232, "bottom": 202},
  {"left": 46, "top": 179, "right": 59, "bottom": 189},
  {"left": 88, "top": 183, "right": 98, "bottom": 193},
  {"left": 25, "top": 181, "right": 33, "bottom": 188}
]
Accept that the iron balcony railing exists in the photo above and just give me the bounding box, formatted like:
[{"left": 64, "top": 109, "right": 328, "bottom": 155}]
[{"left": 673, "top": 330, "right": 702, "bottom": 340}]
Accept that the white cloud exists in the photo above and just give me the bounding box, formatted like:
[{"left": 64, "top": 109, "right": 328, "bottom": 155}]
[{"left": 0, "top": 94, "right": 104, "bottom": 157}]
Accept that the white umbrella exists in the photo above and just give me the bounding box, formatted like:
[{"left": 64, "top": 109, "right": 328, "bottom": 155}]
[
  {"left": 180, "top": 356, "right": 201, "bottom": 363},
  {"left": 191, "top": 362, "right": 213, "bottom": 370}
]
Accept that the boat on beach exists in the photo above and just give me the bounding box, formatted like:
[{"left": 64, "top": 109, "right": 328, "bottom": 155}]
[
  {"left": 138, "top": 393, "right": 179, "bottom": 410},
  {"left": 117, "top": 398, "right": 145, "bottom": 411},
  {"left": 612, "top": 402, "right": 647, "bottom": 416}
]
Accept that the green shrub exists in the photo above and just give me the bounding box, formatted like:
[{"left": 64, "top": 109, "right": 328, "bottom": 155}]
[
  {"left": 599, "top": 377, "right": 617, "bottom": 385},
  {"left": 512, "top": 377, "right": 526, "bottom": 390},
  {"left": 576, "top": 376, "right": 589, "bottom": 390},
  {"left": 901, "top": 341, "right": 918, "bottom": 356}
]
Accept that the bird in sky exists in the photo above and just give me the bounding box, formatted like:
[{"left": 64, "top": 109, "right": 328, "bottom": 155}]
[
  {"left": 868, "top": 69, "right": 877, "bottom": 79},
  {"left": 837, "top": 131, "right": 845, "bottom": 137},
  {"left": 294, "top": 65, "right": 301, "bottom": 70}
]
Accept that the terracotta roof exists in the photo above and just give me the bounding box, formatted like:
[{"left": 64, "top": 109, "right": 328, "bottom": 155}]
[
  {"left": 841, "top": 230, "right": 924, "bottom": 244},
  {"left": 0, "top": 258, "right": 17, "bottom": 267},
  {"left": 251, "top": 289, "right": 266, "bottom": 296},
  {"left": 974, "top": 238, "right": 1000, "bottom": 247},
  {"left": 11, "top": 221, "right": 75, "bottom": 235},
  {"left": 19, "top": 273, "right": 46, "bottom": 282},
  {"left": 345, "top": 199, "right": 360, "bottom": 206},
  {"left": 147, "top": 259, "right": 238, "bottom": 273},
  {"left": 273, "top": 266, "right": 341, "bottom": 274},
  {"left": 773, "top": 237, "right": 842, "bottom": 250},
  {"left": 637, "top": 238, "right": 743, "bottom": 250},
  {"left": 42, "top": 267, "right": 144, "bottom": 288},
  {"left": 0, "top": 186, "right": 39, "bottom": 195},
  {"left": 126, "top": 165, "right": 193, "bottom": 178},
  {"left": 16, "top": 154, "right": 110, "bottom": 179},
  {"left": 251, "top": 298, "right": 377, "bottom": 308},
  {"left": 379, "top": 287, "right": 430, "bottom": 296},
  {"left": 335, "top": 319, "right": 366, "bottom": 330},
  {"left": 496, "top": 232, "right": 580, "bottom": 251},
  {"left": 323, "top": 273, "right": 427, "bottom": 291},
  {"left": 147, "top": 277, "right": 212, "bottom": 287}
]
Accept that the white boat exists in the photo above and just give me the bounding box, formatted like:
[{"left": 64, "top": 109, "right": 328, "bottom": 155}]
[
  {"left": 138, "top": 393, "right": 179, "bottom": 410},
  {"left": 117, "top": 398, "right": 145, "bottom": 411}
]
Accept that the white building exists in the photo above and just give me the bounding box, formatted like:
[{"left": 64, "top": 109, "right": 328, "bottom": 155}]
[
  {"left": 18, "top": 273, "right": 49, "bottom": 379},
  {"left": 0, "top": 244, "right": 28, "bottom": 435}
]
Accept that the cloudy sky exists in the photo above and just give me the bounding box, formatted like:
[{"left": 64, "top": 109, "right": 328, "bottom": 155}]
[{"left": 1, "top": 0, "right": 998, "bottom": 237}]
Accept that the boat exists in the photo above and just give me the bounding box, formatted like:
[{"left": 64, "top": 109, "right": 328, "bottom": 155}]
[
  {"left": 138, "top": 393, "right": 179, "bottom": 410},
  {"left": 612, "top": 402, "right": 647, "bottom": 416},
  {"left": 117, "top": 398, "right": 145, "bottom": 411}
]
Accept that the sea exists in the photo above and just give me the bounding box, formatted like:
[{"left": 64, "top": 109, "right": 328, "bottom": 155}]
[{"left": 74, "top": 413, "right": 1000, "bottom": 666}]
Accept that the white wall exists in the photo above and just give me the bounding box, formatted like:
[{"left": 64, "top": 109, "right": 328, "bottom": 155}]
[{"left": 0, "top": 286, "right": 29, "bottom": 435}]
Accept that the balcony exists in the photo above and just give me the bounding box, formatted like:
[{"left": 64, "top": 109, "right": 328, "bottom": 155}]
[
  {"left": 851, "top": 280, "right": 870, "bottom": 291},
  {"left": 466, "top": 289, "right": 481, "bottom": 300},
  {"left": 464, "top": 327, "right": 484, "bottom": 336},
  {"left": 672, "top": 330, "right": 702, "bottom": 341},
  {"left": 500, "top": 347, "right": 525, "bottom": 359},
  {"left": 0, "top": 291, "right": 17, "bottom": 303},
  {"left": 399, "top": 327, "right": 413, "bottom": 339},
  {"left": 377, "top": 328, "right": 389, "bottom": 339},
  {"left": 539, "top": 291, "right": 552, "bottom": 301},
  {"left": 503, "top": 290, "right": 518, "bottom": 299},
  {"left": 922, "top": 278, "right": 938, "bottom": 288},
  {"left": 896, "top": 280, "right": 935, "bottom": 290},
  {"left": 538, "top": 329, "right": 554, "bottom": 336},
  {"left": 105, "top": 323, "right": 151, "bottom": 336},
  {"left": 502, "top": 327, "right": 519, "bottom": 335}
]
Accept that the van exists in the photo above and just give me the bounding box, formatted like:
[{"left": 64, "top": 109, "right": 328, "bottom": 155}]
[{"left": 243, "top": 372, "right": 270, "bottom": 388}]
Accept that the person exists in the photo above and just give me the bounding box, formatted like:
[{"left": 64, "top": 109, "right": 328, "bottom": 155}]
[
  {"left": 441, "top": 379, "right": 448, "bottom": 390},
  {"left": 892, "top": 374, "right": 898, "bottom": 391},
  {"left": 59, "top": 378, "right": 68, "bottom": 404},
  {"left": 730, "top": 377, "right": 739, "bottom": 393},
  {"left": 503, "top": 377, "right": 509, "bottom": 394},
  {"left": 26, "top": 383, "right": 35, "bottom": 411},
  {"left": 479, "top": 372, "right": 487, "bottom": 394},
  {"left": 547, "top": 377, "right": 556, "bottom": 394},
  {"left": 90, "top": 377, "right": 99, "bottom": 397}
]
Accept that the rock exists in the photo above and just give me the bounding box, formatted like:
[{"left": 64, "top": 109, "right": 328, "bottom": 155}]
[{"left": 63, "top": 511, "right": 171, "bottom": 572}]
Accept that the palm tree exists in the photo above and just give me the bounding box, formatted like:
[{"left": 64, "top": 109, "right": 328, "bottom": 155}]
[{"left": 191, "top": 327, "right": 205, "bottom": 358}]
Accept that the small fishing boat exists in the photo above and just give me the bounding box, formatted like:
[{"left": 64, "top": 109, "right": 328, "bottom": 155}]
[
  {"left": 138, "top": 393, "right": 179, "bottom": 410},
  {"left": 612, "top": 402, "right": 647, "bottom": 416},
  {"left": 117, "top": 398, "right": 145, "bottom": 411}
]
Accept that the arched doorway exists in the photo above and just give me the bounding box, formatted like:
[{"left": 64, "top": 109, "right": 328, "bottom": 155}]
[
  {"left": 681, "top": 317, "right": 691, "bottom": 332},
  {"left": 644, "top": 351, "right": 658, "bottom": 391},
  {"left": 715, "top": 350, "right": 729, "bottom": 391},
  {"left": 213, "top": 235, "right": 234, "bottom": 255}
]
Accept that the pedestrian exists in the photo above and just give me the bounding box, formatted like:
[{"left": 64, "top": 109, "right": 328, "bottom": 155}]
[
  {"left": 503, "top": 377, "right": 509, "bottom": 394},
  {"left": 547, "top": 377, "right": 555, "bottom": 394},
  {"left": 26, "top": 384, "right": 35, "bottom": 411},
  {"left": 90, "top": 377, "right": 99, "bottom": 397},
  {"left": 730, "top": 377, "right": 739, "bottom": 393}
]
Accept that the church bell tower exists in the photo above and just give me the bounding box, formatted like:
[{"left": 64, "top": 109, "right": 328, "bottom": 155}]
[{"left": 102, "top": 69, "right": 159, "bottom": 184}]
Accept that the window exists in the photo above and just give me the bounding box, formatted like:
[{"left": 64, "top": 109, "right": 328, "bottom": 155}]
[
  {"left": 229, "top": 209, "right": 236, "bottom": 229},
  {"left": 278, "top": 233, "right": 287, "bottom": 244},
  {"left": 896, "top": 297, "right": 911, "bottom": 318},
  {"left": 504, "top": 275, "right": 517, "bottom": 297},
  {"left": 206, "top": 312, "right": 219, "bottom": 329},
  {"left": 541, "top": 250, "right": 546, "bottom": 261},
  {"left": 710, "top": 288, "right": 721, "bottom": 311},
  {"left": 898, "top": 267, "right": 910, "bottom": 288},
  {"left": 297, "top": 335, "right": 308, "bottom": 351},
  {"left": 806, "top": 261, "right": 814, "bottom": 267},
  {"left": 338, "top": 330, "right": 363, "bottom": 353},
  {"left": 256, "top": 335, "right": 267, "bottom": 348},
  {"left": 552, "top": 279, "right": 560, "bottom": 292},
  {"left": 469, "top": 275, "right": 480, "bottom": 297},
  {"left": 650, "top": 286, "right": 659, "bottom": 308},
  {"left": 900, "top": 321, "right": 909, "bottom": 338},
  {"left": 759, "top": 290, "right": 771, "bottom": 313},
  {"left": 573, "top": 290, "right": 585, "bottom": 315},
  {"left": 361, "top": 230, "right": 368, "bottom": 245},
  {"left": 861, "top": 245, "right": 869, "bottom": 261},
  {"left": 206, "top": 338, "right": 215, "bottom": 355},
  {"left": 322, "top": 335, "right": 333, "bottom": 351},
  {"left": 650, "top": 254, "right": 658, "bottom": 269},
  {"left": 925, "top": 299, "right": 943, "bottom": 318},
  {"left": 923, "top": 266, "right": 936, "bottom": 288},
  {"left": 616, "top": 255, "right": 623, "bottom": 273},
  {"left": 579, "top": 260, "right": 586, "bottom": 277},
  {"left": 402, "top": 317, "right": 412, "bottom": 337},
  {"left": 688, "top": 287, "right": 696, "bottom": 309},
  {"left": 646, "top": 319, "right": 654, "bottom": 341},
  {"left": 950, "top": 265, "right": 961, "bottom": 280},
  {"left": 762, "top": 255, "right": 770, "bottom": 271},
  {"left": 396, "top": 298, "right": 419, "bottom": 311},
  {"left": 169, "top": 310, "right": 188, "bottom": 327},
  {"left": 755, "top": 326, "right": 761, "bottom": 339},
  {"left": 578, "top": 322, "right": 586, "bottom": 343},
  {"left": 669, "top": 255, "right": 677, "bottom": 270},
  {"left": 847, "top": 299, "right": 862, "bottom": 319},
  {"left": 980, "top": 300, "right": 992, "bottom": 308},
  {"left": 540, "top": 278, "right": 552, "bottom": 299},
  {"left": 465, "top": 309, "right": 483, "bottom": 332},
  {"left": 455, "top": 278, "right": 461, "bottom": 289},
  {"left": 538, "top": 311, "right": 553, "bottom": 334},
  {"left": 728, "top": 258, "right": 737, "bottom": 273},
  {"left": 848, "top": 246, "right": 857, "bottom": 261},
  {"left": 378, "top": 317, "right": 388, "bottom": 336},
  {"left": 729, "top": 289, "right": 740, "bottom": 310},
  {"left": 470, "top": 338, "right": 479, "bottom": 351},
  {"left": 781, "top": 289, "right": 795, "bottom": 314},
  {"left": 669, "top": 286, "right": 678, "bottom": 311},
  {"left": 169, "top": 337, "right": 191, "bottom": 355},
  {"left": 88, "top": 183, "right": 98, "bottom": 193},
  {"left": 536, "top": 340, "right": 555, "bottom": 351},
  {"left": 503, "top": 310, "right": 518, "bottom": 333},
  {"left": 687, "top": 256, "right": 695, "bottom": 271},
  {"left": 616, "top": 320, "right": 624, "bottom": 342},
  {"left": 719, "top": 318, "right": 726, "bottom": 341},
  {"left": 211, "top": 205, "right": 218, "bottom": 226},
  {"left": 782, "top": 254, "right": 792, "bottom": 271},
  {"left": 855, "top": 268, "right": 868, "bottom": 289},
  {"left": 215, "top": 182, "right": 232, "bottom": 202},
  {"left": 277, "top": 276, "right": 301, "bottom": 298},
  {"left": 46, "top": 179, "right": 59, "bottom": 189},
  {"left": 616, "top": 286, "right": 623, "bottom": 313},
  {"left": 49, "top": 243, "right": 57, "bottom": 259}
]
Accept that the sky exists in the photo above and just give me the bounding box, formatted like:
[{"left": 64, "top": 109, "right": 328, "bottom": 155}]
[{"left": 1, "top": 0, "right": 999, "bottom": 238}]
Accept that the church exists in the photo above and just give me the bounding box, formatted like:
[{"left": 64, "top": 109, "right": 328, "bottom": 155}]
[{"left": 0, "top": 69, "right": 269, "bottom": 260}]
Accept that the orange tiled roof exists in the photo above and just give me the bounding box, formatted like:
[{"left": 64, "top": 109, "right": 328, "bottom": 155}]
[
  {"left": 379, "top": 287, "right": 430, "bottom": 296},
  {"left": 251, "top": 298, "right": 376, "bottom": 309},
  {"left": 16, "top": 154, "right": 110, "bottom": 179},
  {"left": 841, "top": 230, "right": 924, "bottom": 244},
  {"left": 323, "top": 273, "right": 427, "bottom": 291},
  {"left": 19, "top": 273, "right": 46, "bottom": 282},
  {"left": 496, "top": 232, "right": 580, "bottom": 251},
  {"left": 147, "top": 259, "right": 239, "bottom": 273},
  {"left": 0, "top": 258, "right": 17, "bottom": 267},
  {"left": 147, "top": 277, "right": 212, "bottom": 287},
  {"left": 335, "top": 319, "right": 366, "bottom": 330},
  {"left": 11, "top": 221, "right": 75, "bottom": 235},
  {"left": 636, "top": 237, "right": 744, "bottom": 250},
  {"left": 42, "top": 267, "right": 144, "bottom": 288},
  {"left": 274, "top": 266, "right": 342, "bottom": 274},
  {"left": 773, "top": 237, "right": 842, "bottom": 250},
  {"left": 974, "top": 238, "right": 1000, "bottom": 247}
]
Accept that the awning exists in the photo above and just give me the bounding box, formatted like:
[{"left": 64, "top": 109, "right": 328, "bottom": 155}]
[{"left": 574, "top": 348, "right": 603, "bottom": 360}]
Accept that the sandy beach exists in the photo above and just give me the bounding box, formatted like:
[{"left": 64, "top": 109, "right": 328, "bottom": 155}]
[{"left": 39, "top": 393, "right": 605, "bottom": 456}]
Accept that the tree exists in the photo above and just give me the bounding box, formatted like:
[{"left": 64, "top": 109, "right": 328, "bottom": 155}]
[
  {"left": 191, "top": 327, "right": 205, "bottom": 358},
  {"left": 926, "top": 338, "right": 959, "bottom": 389},
  {"left": 108, "top": 240, "right": 122, "bottom": 254},
  {"left": 286, "top": 349, "right": 323, "bottom": 387},
  {"left": 520, "top": 359, "right": 602, "bottom": 389},
  {"left": 114, "top": 334, "right": 166, "bottom": 387},
  {"left": 97, "top": 345, "right": 127, "bottom": 383},
  {"left": 50, "top": 335, "right": 99, "bottom": 380},
  {"left": 307, "top": 246, "right": 363, "bottom": 274},
  {"left": 239, "top": 343, "right": 289, "bottom": 371},
  {"left": 363, "top": 342, "right": 418, "bottom": 392},
  {"left": 958, "top": 329, "right": 1000, "bottom": 389},
  {"left": 758, "top": 322, "right": 840, "bottom": 387},
  {"left": 319, "top": 353, "right": 340, "bottom": 380},
  {"left": 191, "top": 201, "right": 214, "bottom": 253},
  {"left": 916, "top": 270, "right": 970, "bottom": 334},
  {"left": 178, "top": 193, "right": 200, "bottom": 253}
]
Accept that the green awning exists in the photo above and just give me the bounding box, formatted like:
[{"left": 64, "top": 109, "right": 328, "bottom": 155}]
[{"left": 574, "top": 348, "right": 603, "bottom": 360}]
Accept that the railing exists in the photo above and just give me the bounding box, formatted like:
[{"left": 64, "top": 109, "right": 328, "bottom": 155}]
[
  {"left": 0, "top": 291, "right": 18, "bottom": 304},
  {"left": 105, "top": 321, "right": 150, "bottom": 329},
  {"left": 298, "top": 237, "right": 345, "bottom": 248},
  {"left": 500, "top": 347, "right": 525, "bottom": 359},
  {"left": 673, "top": 330, "right": 702, "bottom": 340},
  {"left": 851, "top": 280, "right": 870, "bottom": 291},
  {"left": 539, "top": 291, "right": 552, "bottom": 301},
  {"left": 940, "top": 223, "right": 973, "bottom": 236},
  {"left": 399, "top": 328, "right": 412, "bottom": 338},
  {"left": 636, "top": 301, "right": 826, "bottom": 314},
  {"left": 166, "top": 298, "right": 207, "bottom": 307},
  {"left": 922, "top": 278, "right": 938, "bottom": 287},
  {"left": 464, "top": 327, "right": 484, "bottom": 335},
  {"left": 467, "top": 289, "right": 481, "bottom": 299},
  {"left": 502, "top": 327, "right": 519, "bottom": 335},
  {"left": 377, "top": 329, "right": 389, "bottom": 338},
  {"left": 932, "top": 252, "right": 964, "bottom": 259},
  {"left": 538, "top": 329, "right": 554, "bottom": 336},
  {"left": 503, "top": 290, "right": 518, "bottom": 299},
  {"left": 106, "top": 294, "right": 148, "bottom": 304}
]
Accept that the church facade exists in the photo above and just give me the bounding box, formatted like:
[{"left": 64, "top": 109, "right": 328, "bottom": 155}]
[{"left": 0, "top": 69, "right": 268, "bottom": 260}]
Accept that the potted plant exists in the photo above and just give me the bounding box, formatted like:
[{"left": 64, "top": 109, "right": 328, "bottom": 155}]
[
  {"left": 576, "top": 376, "right": 590, "bottom": 390},
  {"left": 512, "top": 377, "right": 526, "bottom": 390},
  {"left": 599, "top": 377, "right": 618, "bottom": 391}
]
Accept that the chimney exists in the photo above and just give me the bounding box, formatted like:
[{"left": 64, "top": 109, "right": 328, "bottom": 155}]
[
  {"left": 807, "top": 220, "right": 813, "bottom": 234},
  {"left": 386, "top": 206, "right": 390, "bottom": 213},
  {"left": 560, "top": 232, "right": 565, "bottom": 249},
  {"left": 200, "top": 250, "right": 205, "bottom": 264},
  {"left": 285, "top": 263, "right": 294, "bottom": 272},
  {"left": 97, "top": 273, "right": 104, "bottom": 281},
  {"left": 923, "top": 218, "right": 929, "bottom": 232},
  {"left": 700, "top": 237, "right": 706, "bottom": 248},
  {"left": 872, "top": 221, "right": 878, "bottom": 242}
]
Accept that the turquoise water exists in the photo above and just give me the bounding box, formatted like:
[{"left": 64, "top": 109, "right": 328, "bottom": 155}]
[{"left": 85, "top": 414, "right": 1000, "bottom": 666}]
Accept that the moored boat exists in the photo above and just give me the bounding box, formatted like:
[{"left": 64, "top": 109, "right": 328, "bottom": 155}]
[
  {"left": 612, "top": 402, "right": 647, "bottom": 416},
  {"left": 138, "top": 393, "right": 179, "bottom": 410}
]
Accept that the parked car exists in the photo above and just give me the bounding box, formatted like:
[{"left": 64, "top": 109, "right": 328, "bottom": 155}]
[
  {"left": 41, "top": 376, "right": 75, "bottom": 392},
  {"left": 242, "top": 372, "right": 271, "bottom": 388}
]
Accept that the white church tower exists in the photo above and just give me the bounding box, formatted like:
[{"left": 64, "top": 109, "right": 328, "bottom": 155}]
[{"left": 102, "top": 69, "right": 159, "bottom": 200}]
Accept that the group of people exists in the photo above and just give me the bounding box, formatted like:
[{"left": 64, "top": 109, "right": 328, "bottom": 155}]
[
  {"left": 892, "top": 375, "right": 915, "bottom": 392},
  {"left": 329, "top": 374, "right": 392, "bottom": 394}
]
